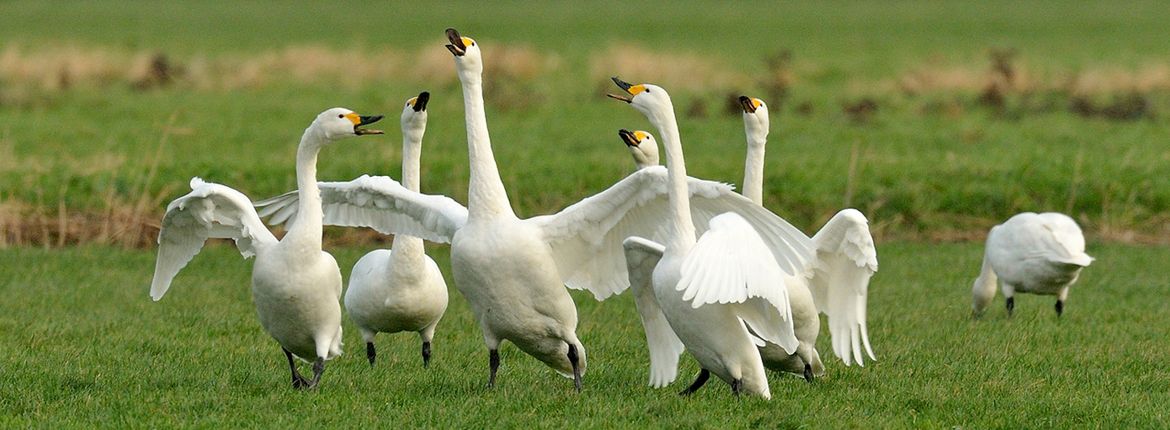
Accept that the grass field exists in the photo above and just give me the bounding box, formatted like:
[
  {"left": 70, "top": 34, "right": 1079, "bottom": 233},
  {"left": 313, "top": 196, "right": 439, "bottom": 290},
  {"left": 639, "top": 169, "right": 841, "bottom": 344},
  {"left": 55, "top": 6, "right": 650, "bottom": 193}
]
[
  {"left": 1, "top": 243, "right": 1167, "bottom": 427},
  {"left": 2, "top": 1, "right": 1170, "bottom": 427}
]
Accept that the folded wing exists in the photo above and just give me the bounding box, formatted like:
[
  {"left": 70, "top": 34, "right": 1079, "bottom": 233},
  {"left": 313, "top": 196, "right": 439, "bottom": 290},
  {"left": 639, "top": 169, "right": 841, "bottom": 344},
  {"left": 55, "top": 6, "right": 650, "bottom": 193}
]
[{"left": 622, "top": 236, "right": 684, "bottom": 388}]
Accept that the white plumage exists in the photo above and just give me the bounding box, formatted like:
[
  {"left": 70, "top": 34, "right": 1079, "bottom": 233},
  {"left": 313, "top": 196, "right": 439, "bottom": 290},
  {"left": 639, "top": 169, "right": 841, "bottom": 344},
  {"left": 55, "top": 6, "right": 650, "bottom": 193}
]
[
  {"left": 342, "top": 92, "right": 448, "bottom": 368},
  {"left": 972, "top": 212, "right": 1093, "bottom": 317},
  {"left": 737, "top": 95, "right": 879, "bottom": 379},
  {"left": 151, "top": 107, "right": 385, "bottom": 389},
  {"left": 611, "top": 78, "right": 805, "bottom": 399}
]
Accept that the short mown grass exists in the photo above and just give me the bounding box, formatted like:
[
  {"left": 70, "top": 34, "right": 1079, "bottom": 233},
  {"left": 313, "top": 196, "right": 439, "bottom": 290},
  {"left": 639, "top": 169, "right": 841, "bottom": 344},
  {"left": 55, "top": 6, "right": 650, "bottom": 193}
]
[{"left": 1, "top": 243, "right": 1166, "bottom": 427}]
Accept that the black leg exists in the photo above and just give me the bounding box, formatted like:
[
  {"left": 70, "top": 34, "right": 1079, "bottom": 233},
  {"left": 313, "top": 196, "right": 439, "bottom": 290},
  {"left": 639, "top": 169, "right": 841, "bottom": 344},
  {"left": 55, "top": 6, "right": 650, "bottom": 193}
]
[
  {"left": 487, "top": 349, "right": 500, "bottom": 388},
  {"left": 567, "top": 343, "right": 582, "bottom": 393},
  {"left": 422, "top": 341, "right": 432, "bottom": 368},
  {"left": 1006, "top": 297, "right": 1015, "bottom": 316},
  {"left": 678, "top": 369, "right": 710, "bottom": 396},
  {"left": 366, "top": 342, "right": 377, "bottom": 367},
  {"left": 284, "top": 348, "right": 309, "bottom": 390},
  {"left": 803, "top": 363, "right": 815, "bottom": 383},
  {"left": 731, "top": 378, "right": 743, "bottom": 396},
  {"left": 307, "top": 357, "right": 325, "bottom": 389},
  {"left": 1055, "top": 300, "right": 1064, "bottom": 317}
]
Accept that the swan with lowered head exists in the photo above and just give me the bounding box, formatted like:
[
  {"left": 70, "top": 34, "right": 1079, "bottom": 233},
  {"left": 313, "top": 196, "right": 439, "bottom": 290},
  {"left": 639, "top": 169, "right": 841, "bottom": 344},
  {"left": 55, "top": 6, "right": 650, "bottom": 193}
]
[
  {"left": 738, "top": 95, "right": 878, "bottom": 381},
  {"left": 611, "top": 78, "right": 805, "bottom": 399},
  {"left": 343, "top": 92, "right": 449, "bottom": 368},
  {"left": 972, "top": 212, "right": 1093, "bottom": 317},
  {"left": 150, "top": 107, "right": 384, "bottom": 389}
]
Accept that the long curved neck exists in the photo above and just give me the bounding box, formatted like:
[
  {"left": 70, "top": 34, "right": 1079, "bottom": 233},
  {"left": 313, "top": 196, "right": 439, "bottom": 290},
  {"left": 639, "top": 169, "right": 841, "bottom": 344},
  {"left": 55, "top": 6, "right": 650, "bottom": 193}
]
[
  {"left": 649, "top": 107, "right": 696, "bottom": 253},
  {"left": 392, "top": 126, "right": 425, "bottom": 261},
  {"left": 287, "top": 127, "right": 324, "bottom": 247},
  {"left": 458, "top": 68, "right": 514, "bottom": 220},
  {"left": 743, "top": 136, "right": 766, "bottom": 205}
]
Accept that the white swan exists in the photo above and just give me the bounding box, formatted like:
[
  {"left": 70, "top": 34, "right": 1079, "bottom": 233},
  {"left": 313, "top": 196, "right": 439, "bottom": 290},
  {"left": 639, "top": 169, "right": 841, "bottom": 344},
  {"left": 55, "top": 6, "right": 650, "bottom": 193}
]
[
  {"left": 619, "top": 129, "right": 660, "bottom": 170},
  {"left": 738, "top": 95, "right": 879, "bottom": 379},
  {"left": 972, "top": 212, "right": 1093, "bottom": 317},
  {"left": 150, "top": 107, "right": 385, "bottom": 389},
  {"left": 253, "top": 29, "right": 811, "bottom": 392},
  {"left": 344, "top": 92, "right": 448, "bottom": 368},
  {"left": 611, "top": 78, "right": 805, "bottom": 399}
]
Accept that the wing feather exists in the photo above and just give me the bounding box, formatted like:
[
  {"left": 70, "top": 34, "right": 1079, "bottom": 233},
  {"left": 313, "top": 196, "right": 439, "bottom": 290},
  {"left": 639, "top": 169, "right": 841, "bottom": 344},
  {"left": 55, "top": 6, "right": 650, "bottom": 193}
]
[
  {"left": 533, "top": 166, "right": 814, "bottom": 300},
  {"left": 150, "top": 178, "right": 278, "bottom": 301},
  {"left": 677, "top": 212, "right": 799, "bottom": 353},
  {"left": 253, "top": 175, "right": 468, "bottom": 243},
  {"left": 622, "top": 236, "right": 684, "bottom": 388},
  {"left": 808, "top": 209, "right": 878, "bottom": 366}
]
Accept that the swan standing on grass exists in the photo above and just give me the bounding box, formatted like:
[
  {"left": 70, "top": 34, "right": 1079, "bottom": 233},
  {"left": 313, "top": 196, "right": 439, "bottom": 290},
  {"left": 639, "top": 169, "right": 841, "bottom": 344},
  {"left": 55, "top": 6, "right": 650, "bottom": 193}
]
[
  {"left": 972, "top": 212, "right": 1093, "bottom": 317},
  {"left": 343, "top": 92, "right": 448, "bottom": 368},
  {"left": 611, "top": 78, "right": 807, "bottom": 398},
  {"left": 150, "top": 107, "right": 385, "bottom": 389},
  {"left": 738, "top": 95, "right": 878, "bottom": 380},
  {"left": 254, "top": 29, "right": 811, "bottom": 393}
]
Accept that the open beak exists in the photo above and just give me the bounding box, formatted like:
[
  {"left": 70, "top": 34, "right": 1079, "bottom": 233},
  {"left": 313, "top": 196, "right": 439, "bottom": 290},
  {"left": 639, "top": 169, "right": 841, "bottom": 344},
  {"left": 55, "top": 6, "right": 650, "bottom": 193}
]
[
  {"left": 618, "top": 129, "right": 640, "bottom": 147},
  {"left": 414, "top": 91, "right": 430, "bottom": 112},
  {"left": 739, "top": 96, "right": 758, "bottom": 113},
  {"left": 445, "top": 28, "right": 467, "bottom": 56},
  {"left": 606, "top": 76, "right": 634, "bottom": 103},
  {"left": 354, "top": 114, "right": 384, "bottom": 135}
]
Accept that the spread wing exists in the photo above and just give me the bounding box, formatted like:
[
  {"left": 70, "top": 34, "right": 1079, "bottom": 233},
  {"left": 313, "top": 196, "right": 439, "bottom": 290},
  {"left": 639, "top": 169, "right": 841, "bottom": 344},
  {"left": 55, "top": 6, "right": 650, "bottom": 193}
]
[
  {"left": 151, "top": 178, "right": 277, "bottom": 301},
  {"left": 677, "top": 212, "right": 799, "bottom": 354},
  {"left": 530, "top": 166, "right": 813, "bottom": 300},
  {"left": 807, "top": 209, "right": 878, "bottom": 366},
  {"left": 622, "top": 236, "right": 684, "bottom": 388},
  {"left": 253, "top": 175, "right": 467, "bottom": 243}
]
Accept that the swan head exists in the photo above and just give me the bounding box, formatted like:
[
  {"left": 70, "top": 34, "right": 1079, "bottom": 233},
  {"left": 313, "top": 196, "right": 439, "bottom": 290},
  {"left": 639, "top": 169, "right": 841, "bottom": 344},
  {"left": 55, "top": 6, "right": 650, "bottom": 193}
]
[
  {"left": 739, "top": 95, "right": 770, "bottom": 146},
  {"left": 619, "top": 129, "right": 659, "bottom": 169},
  {"left": 445, "top": 28, "right": 482, "bottom": 74},
  {"left": 313, "top": 107, "right": 384, "bottom": 141},
  {"left": 401, "top": 91, "right": 430, "bottom": 141},
  {"left": 607, "top": 77, "right": 674, "bottom": 122}
]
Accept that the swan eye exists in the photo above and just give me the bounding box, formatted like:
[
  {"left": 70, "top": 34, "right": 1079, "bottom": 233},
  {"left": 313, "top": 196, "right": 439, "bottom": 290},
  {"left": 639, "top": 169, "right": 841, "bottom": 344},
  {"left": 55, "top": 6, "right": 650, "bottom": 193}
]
[{"left": 338, "top": 114, "right": 345, "bottom": 119}]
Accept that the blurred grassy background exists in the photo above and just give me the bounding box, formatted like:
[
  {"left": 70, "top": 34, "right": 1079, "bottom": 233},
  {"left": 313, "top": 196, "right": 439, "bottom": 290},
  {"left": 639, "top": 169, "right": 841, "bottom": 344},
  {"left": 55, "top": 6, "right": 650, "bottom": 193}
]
[{"left": 1, "top": 0, "right": 1168, "bottom": 247}]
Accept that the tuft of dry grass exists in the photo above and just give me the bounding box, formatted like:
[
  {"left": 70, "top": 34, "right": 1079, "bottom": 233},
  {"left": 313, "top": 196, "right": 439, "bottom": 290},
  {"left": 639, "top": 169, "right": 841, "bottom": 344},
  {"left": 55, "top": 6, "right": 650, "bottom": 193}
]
[{"left": 588, "top": 44, "right": 750, "bottom": 94}]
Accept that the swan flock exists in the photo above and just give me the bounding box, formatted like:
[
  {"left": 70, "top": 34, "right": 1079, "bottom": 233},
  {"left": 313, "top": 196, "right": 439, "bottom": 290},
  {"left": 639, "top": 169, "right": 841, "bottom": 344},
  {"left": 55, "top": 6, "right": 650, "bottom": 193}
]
[{"left": 149, "top": 27, "right": 1089, "bottom": 396}]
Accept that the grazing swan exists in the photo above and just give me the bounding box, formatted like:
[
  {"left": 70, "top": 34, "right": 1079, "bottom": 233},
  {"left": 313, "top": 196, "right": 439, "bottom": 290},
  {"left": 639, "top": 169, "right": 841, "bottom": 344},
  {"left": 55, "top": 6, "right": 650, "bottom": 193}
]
[
  {"left": 150, "top": 107, "right": 384, "bottom": 389},
  {"left": 344, "top": 92, "right": 448, "bottom": 368},
  {"left": 738, "top": 95, "right": 878, "bottom": 380},
  {"left": 972, "top": 212, "right": 1093, "bottom": 317},
  {"left": 611, "top": 78, "right": 807, "bottom": 399}
]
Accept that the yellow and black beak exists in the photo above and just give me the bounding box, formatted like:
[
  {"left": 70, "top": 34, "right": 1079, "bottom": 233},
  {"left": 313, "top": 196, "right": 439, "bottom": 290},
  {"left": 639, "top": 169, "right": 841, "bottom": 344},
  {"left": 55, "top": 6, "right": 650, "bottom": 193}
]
[
  {"left": 738, "top": 95, "right": 759, "bottom": 114},
  {"left": 346, "top": 113, "right": 384, "bottom": 135},
  {"left": 618, "top": 129, "right": 640, "bottom": 147},
  {"left": 445, "top": 28, "right": 470, "bottom": 56},
  {"left": 607, "top": 76, "right": 647, "bottom": 103},
  {"left": 412, "top": 91, "right": 430, "bottom": 112}
]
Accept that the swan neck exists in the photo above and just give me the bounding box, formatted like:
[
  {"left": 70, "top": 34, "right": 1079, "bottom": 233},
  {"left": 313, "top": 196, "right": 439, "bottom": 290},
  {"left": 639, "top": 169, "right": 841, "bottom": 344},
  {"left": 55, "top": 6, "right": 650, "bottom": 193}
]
[
  {"left": 459, "top": 68, "right": 514, "bottom": 219},
  {"left": 651, "top": 108, "right": 696, "bottom": 253},
  {"left": 289, "top": 127, "right": 324, "bottom": 245},
  {"left": 972, "top": 252, "right": 998, "bottom": 314},
  {"left": 402, "top": 128, "right": 422, "bottom": 192},
  {"left": 743, "top": 137, "right": 766, "bottom": 205}
]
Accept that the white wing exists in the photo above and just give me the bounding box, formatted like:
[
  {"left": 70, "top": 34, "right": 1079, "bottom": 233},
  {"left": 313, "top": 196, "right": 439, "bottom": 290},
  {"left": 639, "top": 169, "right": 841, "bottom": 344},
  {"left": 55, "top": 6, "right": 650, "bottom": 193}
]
[
  {"left": 254, "top": 175, "right": 468, "bottom": 244},
  {"left": 531, "top": 166, "right": 813, "bottom": 300},
  {"left": 622, "top": 236, "right": 684, "bottom": 388},
  {"left": 807, "top": 209, "right": 878, "bottom": 366},
  {"left": 1036, "top": 212, "right": 1093, "bottom": 266},
  {"left": 677, "top": 212, "right": 799, "bottom": 354},
  {"left": 151, "top": 178, "right": 278, "bottom": 301}
]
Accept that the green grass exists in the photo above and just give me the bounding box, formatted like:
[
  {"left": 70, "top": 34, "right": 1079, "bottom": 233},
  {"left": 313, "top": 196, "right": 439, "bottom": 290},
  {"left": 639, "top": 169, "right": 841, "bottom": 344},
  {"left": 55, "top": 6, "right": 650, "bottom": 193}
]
[{"left": 1, "top": 243, "right": 1166, "bottom": 427}]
